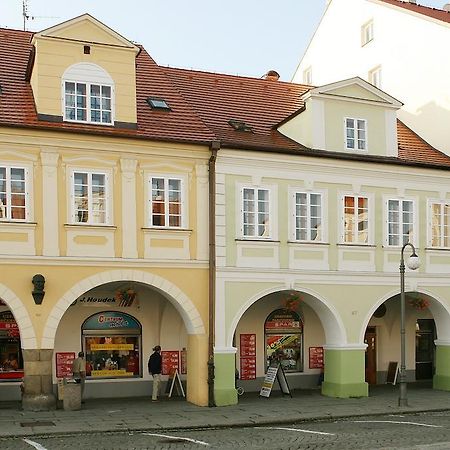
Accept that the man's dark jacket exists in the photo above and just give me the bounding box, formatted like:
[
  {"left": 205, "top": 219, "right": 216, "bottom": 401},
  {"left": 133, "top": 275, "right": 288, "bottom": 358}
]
[{"left": 148, "top": 351, "right": 162, "bottom": 374}]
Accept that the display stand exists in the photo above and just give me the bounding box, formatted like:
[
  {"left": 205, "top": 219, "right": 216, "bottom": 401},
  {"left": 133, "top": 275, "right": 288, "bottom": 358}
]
[
  {"left": 259, "top": 363, "right": 292, "bottom": 398},
  {"left": 386, "top": 361, "right": 399, "bottom": 385},
  {"left": 165, "top": 369, "right": 185, "bottom": 398}
]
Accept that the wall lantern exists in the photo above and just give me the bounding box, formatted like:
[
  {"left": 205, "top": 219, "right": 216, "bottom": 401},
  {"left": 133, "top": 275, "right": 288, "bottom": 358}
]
[{"left": 32, "top": 274, "right": 45, "bottom": 305}]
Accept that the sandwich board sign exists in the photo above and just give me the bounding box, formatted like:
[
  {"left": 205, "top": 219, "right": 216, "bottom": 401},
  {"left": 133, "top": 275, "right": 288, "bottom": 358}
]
[
  {"left": 386, "top": 361, "right": 399, "bottom": 385},
  {"left": 259, "top": 363, "right": 292, "bottom": 398},
  {"left": 165, "top": 368, "right": 185, "bottom": 398}
]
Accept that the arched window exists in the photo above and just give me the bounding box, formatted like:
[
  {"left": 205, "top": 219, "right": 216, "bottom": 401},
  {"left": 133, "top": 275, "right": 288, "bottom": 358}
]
[
  {"left": 82, "top": 311, "right": 141, "bottom": 379},
  {"left": 62, "top": 63, "right": 114, "bottom": 125},
  {"left": 265, "top": 309, "right": 303, "bottom": 373}
]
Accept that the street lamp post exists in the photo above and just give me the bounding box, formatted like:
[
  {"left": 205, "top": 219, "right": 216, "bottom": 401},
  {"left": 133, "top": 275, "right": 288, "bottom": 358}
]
[{"left": 399, "top": 242, "right": 420, "bottom": 407}]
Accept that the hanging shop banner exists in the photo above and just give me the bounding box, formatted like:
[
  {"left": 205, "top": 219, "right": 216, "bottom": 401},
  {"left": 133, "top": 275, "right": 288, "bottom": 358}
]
[
  {"left": 56, "top": 352, "right": 76, "bottom": 378},
  {"left": 161, "top": 351, "right": 180, "bottom": 376},
  {"left": 309, "top": 347, "right": 324, "bottom": 369},
  {"left": 265, "top": 309, "right": 302, "bottom": 330},
  {"left": 259, "top": 363, "right": 292, "bottom": 398},
  {"left": 181, "top": 348, "right": 187, "bottom": 375},
  {"left": 82, "top": 311, "right": 141, "bottom": 331}
]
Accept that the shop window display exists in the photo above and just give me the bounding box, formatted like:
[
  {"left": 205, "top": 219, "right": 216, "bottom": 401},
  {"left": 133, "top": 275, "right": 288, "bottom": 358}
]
[
  {"left": 82, "top": 311, "right": 142, "bottom": 379},
  {"left": 265, "top": 309, "right": 303, "bottom": 373},
  {"left": 0, "top": 310, "right": 23, "bottom": 380}
]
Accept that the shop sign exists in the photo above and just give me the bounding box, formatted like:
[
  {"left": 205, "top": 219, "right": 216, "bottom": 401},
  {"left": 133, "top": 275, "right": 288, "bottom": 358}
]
[
  {"left": 266, "top": 334, "right": 299, "bottom": 352},
  {"left": 90, "top": 343, "right": 134, "bottom": 351},
  {"left": 240, "top": 334, "right": 256, "bottom": 356},
  {"left": 56, "top": 352, "right": 76, "bottom": 378},
  {"left": 71, "top": 292, "right": 137, "bottom": 308},
  {"left": 161, "top": 351, "right": 180, "bottom": 375},
  {"left": 240, "top": 357, "right": 256, "bottom": 380},
  {"left": 181, "top": 348, "right": 187, "bottom": 374},
  {"left": 309, "top": 346, "right": 324, "bottom": 369},
  {"left": 0, "top": 311, "right": 19, "bottom": 337},
  {"left": 265, "top": 309, "right": 302, "bottom": 330},
  {"left": 240, "top": 334, "right": 256, "bottom": 380},
  {"left": 82, "top": 312, "right": 141, "bottom": 331}
]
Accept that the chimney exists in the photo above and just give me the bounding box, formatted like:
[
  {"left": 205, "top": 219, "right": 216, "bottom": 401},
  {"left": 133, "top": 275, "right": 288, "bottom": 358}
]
[
  {"left": 263, "top": 70, "right": 280, "bottom": 81},
  {"left": 407, "top": 0, "right": 416, "bottom": 3},
  {"left": 444, "top": 3, "right": 450, "bottom": 12}
]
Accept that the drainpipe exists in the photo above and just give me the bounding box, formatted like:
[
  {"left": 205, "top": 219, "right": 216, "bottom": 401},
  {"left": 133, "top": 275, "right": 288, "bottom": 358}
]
[{"left": 208, "top": 140, "right": 220, "bottom": 407}]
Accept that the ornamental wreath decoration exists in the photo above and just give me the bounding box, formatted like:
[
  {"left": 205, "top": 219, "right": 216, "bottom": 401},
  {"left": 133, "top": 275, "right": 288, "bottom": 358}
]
[
  {"left": 115, "top": 288, "right": 137, "bottom": 307},
  {"left": 282, "top": 292, "right": 303, "bottom": 311},
  {"left": 408, "top": 297, "right": 430, "bottom": 310}
]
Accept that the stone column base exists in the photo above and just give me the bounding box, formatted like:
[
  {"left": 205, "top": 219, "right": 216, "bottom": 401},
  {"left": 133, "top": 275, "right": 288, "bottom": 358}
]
[
  {"left": 433, "top": 344, "right": 450, "bottom": 391},
  {"left": 322, "top": 381, "right": 368, "bottom": 398},
  {"left": 22, "top": 394, "right": 56, "bottom": 412}
]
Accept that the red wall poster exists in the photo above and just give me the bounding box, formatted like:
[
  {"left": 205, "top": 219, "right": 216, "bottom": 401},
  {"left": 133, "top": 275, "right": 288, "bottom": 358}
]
[
  {"left": 56, "top": 352, "right": 76, "bottom": 378},
  {"left": 309, "top": 346, "right": 324, "bottom": 369},
  {"left": 161, "top": 351, "right": 180, "bottom": 375},
  {"left": 240, "top": 334, "right": 256, "bottom": 380}
]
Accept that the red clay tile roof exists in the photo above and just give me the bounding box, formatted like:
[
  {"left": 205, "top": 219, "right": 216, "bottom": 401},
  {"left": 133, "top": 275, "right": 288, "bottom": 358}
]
[
  {"left": 1, "top": 26, "right": 450, "bottom": 169},
  {"left": 378, "top": 0, "right": 450, "bottom": 23}
]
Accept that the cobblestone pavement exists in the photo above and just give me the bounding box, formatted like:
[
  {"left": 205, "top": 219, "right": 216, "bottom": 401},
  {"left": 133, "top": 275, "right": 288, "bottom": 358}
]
[
  {"left": 1, "top": 411, "right": 450, "bottom": 449},
  {"left": 1, "top": 383, "right": 450, "bottom": 441}
]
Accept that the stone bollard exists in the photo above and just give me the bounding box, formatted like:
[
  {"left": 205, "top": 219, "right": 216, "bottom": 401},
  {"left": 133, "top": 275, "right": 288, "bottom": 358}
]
[{"left": 63, "top": 379, "right": 81, "bottom": 411}]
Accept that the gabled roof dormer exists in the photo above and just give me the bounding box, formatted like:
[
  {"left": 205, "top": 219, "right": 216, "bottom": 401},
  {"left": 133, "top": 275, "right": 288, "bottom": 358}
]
[
  {"left": 30, "top": 14, "right": 140, "bottom": 127},
  {"left": 278, "top": 77, "right": 403, "bottom": 157}
]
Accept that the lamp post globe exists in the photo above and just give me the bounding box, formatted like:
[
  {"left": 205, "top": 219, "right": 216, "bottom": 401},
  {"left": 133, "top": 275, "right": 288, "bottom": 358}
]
[{"left": 399, "top": 242, "right": 420, "bottom": 407}]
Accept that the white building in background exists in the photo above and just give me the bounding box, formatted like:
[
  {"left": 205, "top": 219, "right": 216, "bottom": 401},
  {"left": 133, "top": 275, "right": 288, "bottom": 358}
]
[{"left": 293, "top": 0, "right": 450, "bottom": 154}]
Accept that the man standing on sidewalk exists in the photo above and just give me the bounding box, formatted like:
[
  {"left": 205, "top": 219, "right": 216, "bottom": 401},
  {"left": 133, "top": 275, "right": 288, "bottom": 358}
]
[
  {"left": 148, "top": 345, "right": 162, "bottom": 401},
  {"left": 72, "top": 351, "right": 86, "bottom": 402}
]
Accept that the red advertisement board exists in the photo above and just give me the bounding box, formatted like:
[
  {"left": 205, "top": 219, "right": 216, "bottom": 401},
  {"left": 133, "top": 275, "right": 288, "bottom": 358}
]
[
  {"left": 239, "top": 334, "right": 256, "bottom": 380},
  {"left": 309, "top": 346, "right": 324, "bottom": 369},
  {"left": 161, "top": 351, "right": 180, "bottom": 375},
  {"left": 56, "top": 352, "right": 76, "bottom": 378},
  {"left": 240, "top": 334, "right": 256, "bottom": 356}
]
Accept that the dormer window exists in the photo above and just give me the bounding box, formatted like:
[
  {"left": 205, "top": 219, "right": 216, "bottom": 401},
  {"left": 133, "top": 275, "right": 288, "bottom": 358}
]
[
  {"left": 62, "top": 63, "right": 114, "bottom": 125},
  {"left": 345, "top": 118, "right": 367, "bottom": 151}
]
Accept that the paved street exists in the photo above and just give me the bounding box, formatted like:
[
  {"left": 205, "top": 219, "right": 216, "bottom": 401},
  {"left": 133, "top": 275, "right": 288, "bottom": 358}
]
[{"left": 2, "top": 411, "right": 450, "bottom": 449}]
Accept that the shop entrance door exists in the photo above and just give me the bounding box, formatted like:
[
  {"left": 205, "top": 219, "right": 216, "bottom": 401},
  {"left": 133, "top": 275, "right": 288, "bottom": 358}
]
[
  {"left": 364, "top": 327, "right": 377, "bottom": 385},
  {"left": 415, "top": 319, "right": 435, "bottom": 380}
]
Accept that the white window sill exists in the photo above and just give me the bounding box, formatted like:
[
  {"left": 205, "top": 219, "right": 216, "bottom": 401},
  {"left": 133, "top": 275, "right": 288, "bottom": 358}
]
[
  {"left": 64, "top": 223, "right": 116, "bottom": 230},
  {"left": 235, "top": 238, "right": 280, "bottom": 243}
]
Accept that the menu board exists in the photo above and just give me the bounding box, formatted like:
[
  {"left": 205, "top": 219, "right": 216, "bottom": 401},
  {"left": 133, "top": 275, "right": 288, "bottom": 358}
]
[
  {"left": 161, "top": 351, "right": 179, "bottom": 375},
  {"left": 56, "top": 352, "right": 76, "bottom": 378},
  {"left": 240, "top": 334, "right": 256, "bottom": 380},
  {"left": 180, "top": 348, "right": 187, "bottom": 374},
  {"left": 309, "top": 346, "right": 324, "bottom": 369}
]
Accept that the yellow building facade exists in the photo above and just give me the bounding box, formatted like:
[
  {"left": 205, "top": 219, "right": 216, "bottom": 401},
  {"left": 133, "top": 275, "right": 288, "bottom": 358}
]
[{"left": 0, "top": 15, "right": 212, "bottom": 409}]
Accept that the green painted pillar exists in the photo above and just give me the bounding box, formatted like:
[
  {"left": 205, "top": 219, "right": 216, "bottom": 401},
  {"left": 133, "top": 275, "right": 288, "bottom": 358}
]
[
  {"left": 321, "top": 346, "right": 368, "bottom": 398},
  {"left": 433, "top": 343, "right": 450, "bottom": 391},
  {"left": 213, "top": 348, "right": 238, "bottom": 406}
]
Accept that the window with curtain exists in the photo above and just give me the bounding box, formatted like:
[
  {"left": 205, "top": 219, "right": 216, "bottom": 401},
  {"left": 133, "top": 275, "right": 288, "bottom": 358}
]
[
  {"left": 430, "top": 202, "right": 450, "bottom": 248},
  {"left": 149, "top": 177, "right": 183, "bottom": 228},
  {"left": 0, "top": 166, "right": 27, "bottom": 221},
  {"left": 343, "top": 195, "right": 369, "bottom": 244},
  {"left": 72, "top": 171, "right": 107, "bottom": 224}
]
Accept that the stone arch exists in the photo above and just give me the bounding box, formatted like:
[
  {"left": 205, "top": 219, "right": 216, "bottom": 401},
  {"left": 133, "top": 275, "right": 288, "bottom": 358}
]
[
  {"left": 0, "top": 284, "right": 37, "bottom": 349},
  {"left": 359, "top": 288, "right": 450, "bottom": 343},
  {"left": 227, "top": 285, "right": 347, "bottom": 348},
  {"left": 41, "top": 270, "right": 205, "bottom": 348}
]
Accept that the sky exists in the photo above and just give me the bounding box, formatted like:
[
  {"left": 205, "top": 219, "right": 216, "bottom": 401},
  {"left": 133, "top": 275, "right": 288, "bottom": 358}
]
[{"left": 1, "top": 0, "right": 447, "bottom": 81}]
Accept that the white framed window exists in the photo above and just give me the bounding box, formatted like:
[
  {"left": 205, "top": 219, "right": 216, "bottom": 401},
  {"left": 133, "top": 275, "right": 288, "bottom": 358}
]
[
  {"left": 361, "top": 20, "right": 374, "bottom": 46},
  {"left": 148, "top": 176, "right": 185, "bottom": 228},
  {"left": 428, "top": 201, "right": 450, "bottom": 248},
  {"left": 292, "top": 191, "right": 323, "bottom": 242},
  {"left": 64, "top": 82, "right": 112, "bottom": 124},
  {"left": 0, "top": 165, "right": 29, "bottom": 221},
  {"left": 387, "top": 199, "right": 415, "bottom": 246},
  {"left": 342, "top": 195, "right": 370, "bottom": 244},
  {"left": 303, "top": 67, "right": 312, "bottom": 85},
  {"left": 70, "top": 170, "right": 110, "bottom": 225},
  {"left": 345, "top": 118, "right": 367, "bottom": 151},
  {"left": 241, "top": 187, "right": 271, "bottom": 239},
  {"left": 369, "top": 66, "right": 382, "bottom": 88},
  {"left": 62, "top": 63, "right": 114, "bottom": 125}
]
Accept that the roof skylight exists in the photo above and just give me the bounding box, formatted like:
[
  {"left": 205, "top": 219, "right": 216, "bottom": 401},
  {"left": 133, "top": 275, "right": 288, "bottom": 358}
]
[
  {"left": 147, "top": 97, "right": 171, "bottom": 110},
  {"left": 228, "top": 119, "right": 253, "bottom": 132}
]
